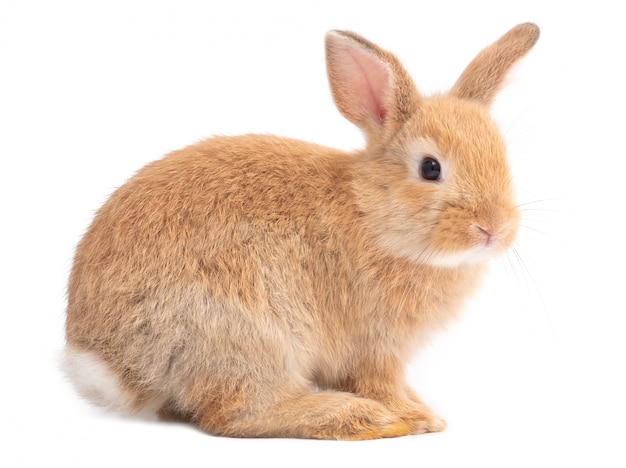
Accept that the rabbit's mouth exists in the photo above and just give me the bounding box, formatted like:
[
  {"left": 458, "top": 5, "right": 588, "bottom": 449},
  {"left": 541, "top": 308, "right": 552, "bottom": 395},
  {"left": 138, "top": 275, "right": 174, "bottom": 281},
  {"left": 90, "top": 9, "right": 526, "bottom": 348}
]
[{"left": 427, "top": 226, "right": 517, "bottom": 268}]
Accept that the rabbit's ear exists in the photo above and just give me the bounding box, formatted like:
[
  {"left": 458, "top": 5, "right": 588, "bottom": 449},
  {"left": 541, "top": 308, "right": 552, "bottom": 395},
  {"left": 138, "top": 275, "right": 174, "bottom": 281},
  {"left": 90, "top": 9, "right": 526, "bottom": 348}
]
[
  {"left": 325, "top": 30, "right": 419, "bottom": 144},
  {"left": 450, "top": 23, "right": 539, "bottom": 106}
]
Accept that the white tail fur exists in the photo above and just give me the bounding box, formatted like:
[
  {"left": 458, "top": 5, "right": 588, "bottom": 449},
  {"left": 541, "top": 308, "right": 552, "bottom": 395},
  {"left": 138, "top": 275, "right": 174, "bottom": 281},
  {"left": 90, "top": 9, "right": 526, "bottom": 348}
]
[{"left": 62, "top": 346, "right": 133, "bottom": 412}]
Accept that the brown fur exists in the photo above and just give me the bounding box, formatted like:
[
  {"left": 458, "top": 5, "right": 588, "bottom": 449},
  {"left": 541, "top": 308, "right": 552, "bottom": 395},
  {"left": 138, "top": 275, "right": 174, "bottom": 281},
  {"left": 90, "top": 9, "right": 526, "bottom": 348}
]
[{"left": 65, "top": 24, "right": 539, "bottom": 439}]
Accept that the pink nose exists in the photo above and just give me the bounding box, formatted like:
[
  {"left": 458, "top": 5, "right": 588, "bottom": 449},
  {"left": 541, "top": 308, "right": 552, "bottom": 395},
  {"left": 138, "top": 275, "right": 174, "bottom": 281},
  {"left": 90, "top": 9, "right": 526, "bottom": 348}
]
[{"left": 476, "top": 226, "right": 494, "bottom": 247}]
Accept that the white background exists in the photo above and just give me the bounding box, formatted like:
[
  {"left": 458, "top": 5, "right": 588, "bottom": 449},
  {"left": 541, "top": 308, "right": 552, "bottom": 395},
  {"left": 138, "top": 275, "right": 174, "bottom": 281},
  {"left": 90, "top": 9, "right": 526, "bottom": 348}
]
[{"left": 1, "top": 1, "right": 624, "bottom": 466}]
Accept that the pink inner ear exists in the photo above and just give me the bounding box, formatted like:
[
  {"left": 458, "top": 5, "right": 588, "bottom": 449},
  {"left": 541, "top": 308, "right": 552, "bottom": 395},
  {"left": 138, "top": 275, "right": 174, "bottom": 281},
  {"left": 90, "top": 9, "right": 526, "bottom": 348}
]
[{"left": 343, "top": 45, "right": 390, "bottom": 125}]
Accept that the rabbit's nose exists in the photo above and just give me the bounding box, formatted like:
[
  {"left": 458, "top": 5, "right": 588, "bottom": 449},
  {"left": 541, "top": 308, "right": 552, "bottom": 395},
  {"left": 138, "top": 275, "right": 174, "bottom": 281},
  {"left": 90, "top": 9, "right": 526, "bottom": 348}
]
[{"left": 475, "top": 225, "right": 494, "bottom": 247}]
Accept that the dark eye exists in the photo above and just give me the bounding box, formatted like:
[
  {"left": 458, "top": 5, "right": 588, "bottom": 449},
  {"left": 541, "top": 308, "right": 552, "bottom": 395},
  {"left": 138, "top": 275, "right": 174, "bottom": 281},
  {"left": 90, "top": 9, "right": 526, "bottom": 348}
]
[{"left": 420, "top": 157, "right": 441, "bottom": 181}]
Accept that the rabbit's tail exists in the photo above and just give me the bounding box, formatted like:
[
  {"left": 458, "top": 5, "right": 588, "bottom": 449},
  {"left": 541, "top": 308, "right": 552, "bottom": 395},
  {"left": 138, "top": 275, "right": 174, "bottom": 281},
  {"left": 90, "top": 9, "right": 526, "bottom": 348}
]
[{"left": 61, "top": 346, "right": 161, "bottom": 414}]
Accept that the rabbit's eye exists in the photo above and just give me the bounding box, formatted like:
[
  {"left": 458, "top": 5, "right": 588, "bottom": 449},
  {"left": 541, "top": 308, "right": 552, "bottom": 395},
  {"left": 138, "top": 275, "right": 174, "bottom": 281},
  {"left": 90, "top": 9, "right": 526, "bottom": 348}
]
[{"left": 420, "top": 157, "right": 441, "bottom": 181}]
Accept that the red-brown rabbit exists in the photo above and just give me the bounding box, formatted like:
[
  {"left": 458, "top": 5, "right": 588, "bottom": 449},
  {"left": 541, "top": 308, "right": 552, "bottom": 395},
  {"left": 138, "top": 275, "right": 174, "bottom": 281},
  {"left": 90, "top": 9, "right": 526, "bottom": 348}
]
[{"left": 64, "top": 23, "right": 539, "bottom": 440}]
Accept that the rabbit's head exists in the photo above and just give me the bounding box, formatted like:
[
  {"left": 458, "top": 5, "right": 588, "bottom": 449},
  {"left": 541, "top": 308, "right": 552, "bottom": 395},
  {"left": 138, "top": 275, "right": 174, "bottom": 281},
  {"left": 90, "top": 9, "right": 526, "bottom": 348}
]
[{"left": 326, "top": 24, "right": 539, "bottom": 267}]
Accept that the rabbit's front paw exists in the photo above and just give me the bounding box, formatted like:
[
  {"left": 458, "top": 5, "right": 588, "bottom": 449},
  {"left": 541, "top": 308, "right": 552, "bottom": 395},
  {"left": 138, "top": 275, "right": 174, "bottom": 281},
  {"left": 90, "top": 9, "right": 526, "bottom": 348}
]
[{"left": 398, "top": 408, "right": 447, "bottom": 434}]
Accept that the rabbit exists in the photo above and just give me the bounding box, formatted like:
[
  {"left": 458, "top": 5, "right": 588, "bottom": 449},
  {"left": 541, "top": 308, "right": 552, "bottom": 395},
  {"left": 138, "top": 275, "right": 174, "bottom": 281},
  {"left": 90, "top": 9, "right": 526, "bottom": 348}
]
[{"left": 63, "top": 23, "right": 540, "bottom": 440}]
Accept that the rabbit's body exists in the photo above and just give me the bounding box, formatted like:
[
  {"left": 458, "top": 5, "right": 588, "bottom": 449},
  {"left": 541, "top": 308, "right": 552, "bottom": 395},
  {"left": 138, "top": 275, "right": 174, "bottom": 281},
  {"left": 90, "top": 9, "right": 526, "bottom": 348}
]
[{"left": 65, "top": 25, "right": 539, "bottom": 439}]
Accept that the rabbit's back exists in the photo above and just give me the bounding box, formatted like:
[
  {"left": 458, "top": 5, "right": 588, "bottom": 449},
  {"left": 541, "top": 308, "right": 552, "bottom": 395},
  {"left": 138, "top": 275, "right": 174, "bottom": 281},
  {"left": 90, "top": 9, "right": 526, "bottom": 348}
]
[{"left": 65, "top": 135, "right": 370, "bottom": 409}]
